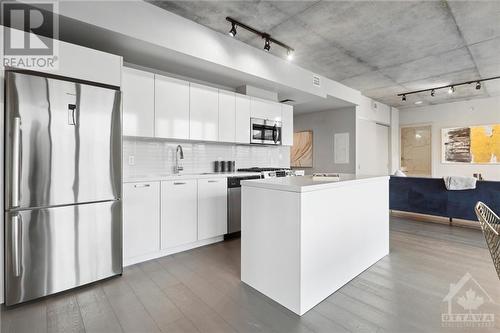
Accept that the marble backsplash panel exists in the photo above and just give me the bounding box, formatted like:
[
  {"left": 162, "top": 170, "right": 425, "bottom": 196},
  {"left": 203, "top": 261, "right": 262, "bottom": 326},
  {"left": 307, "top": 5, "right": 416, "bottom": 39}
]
[{"left": 123, "top": 137, "right": 291, "bottom": 178}]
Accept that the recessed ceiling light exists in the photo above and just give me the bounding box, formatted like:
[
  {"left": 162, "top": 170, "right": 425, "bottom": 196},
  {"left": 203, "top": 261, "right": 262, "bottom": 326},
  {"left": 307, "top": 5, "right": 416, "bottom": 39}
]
[
  {"left": 415, "top": 101, "right": 423, "bottom": 105},
  {"left": 287, "top": 49, "right": 294, "bottom": 61},
  {"left": 448, "top": 86, "right": 455, "bottom": 94}
]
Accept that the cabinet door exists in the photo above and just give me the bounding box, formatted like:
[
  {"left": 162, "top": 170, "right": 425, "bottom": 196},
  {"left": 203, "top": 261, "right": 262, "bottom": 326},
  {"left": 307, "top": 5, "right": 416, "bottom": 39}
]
[
  {"left": 235, "top": 94, "right": 250, "bottom": 144},
  {"left": 123, "top": 182, "right": 160, "bottom": 260},
  {"left": 218, "top": 90, "right": 236, "bottom": 142},
  {"left": 155, "top": 75, "right": 190, "bottom": 139},
  {"left": 198, "top": 178, "right": 227, "bottom": 240},
  {"left": 161, "top": 180, "right": 198, "bottom": 249},
  {"left": 122, "top": 67, "right": 155, "bottom": 137},
  {"left": 281, "top": 104, "right": 294, "bottom": 146},
  {"left": 250, "top": 97, "right": 282, "bottom": 121},
  {"left": 190, "top": 83, "right": 219, "bottom": 141}
]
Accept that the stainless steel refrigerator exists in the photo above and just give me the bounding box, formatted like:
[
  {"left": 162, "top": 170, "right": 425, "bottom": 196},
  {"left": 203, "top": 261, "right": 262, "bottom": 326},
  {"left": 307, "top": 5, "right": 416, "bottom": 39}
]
[{"left": 4, "top": 71, "right": 122, "bottom": 306}]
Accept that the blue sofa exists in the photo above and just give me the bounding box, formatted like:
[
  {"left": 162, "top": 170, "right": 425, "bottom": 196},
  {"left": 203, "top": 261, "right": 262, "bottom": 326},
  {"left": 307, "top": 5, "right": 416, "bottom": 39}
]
[{"left": 389, "top": 176, "right": 500, "bottom": 221}]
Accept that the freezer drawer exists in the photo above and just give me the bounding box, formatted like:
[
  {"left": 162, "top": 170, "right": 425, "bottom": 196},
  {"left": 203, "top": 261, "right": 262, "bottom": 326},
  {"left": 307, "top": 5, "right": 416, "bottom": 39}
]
[
  {"left": 5, "top": 71, "right": 121, "bottom": 210},
  {"left": 5, "top": 200, "right": 122, "bottom": 305}
]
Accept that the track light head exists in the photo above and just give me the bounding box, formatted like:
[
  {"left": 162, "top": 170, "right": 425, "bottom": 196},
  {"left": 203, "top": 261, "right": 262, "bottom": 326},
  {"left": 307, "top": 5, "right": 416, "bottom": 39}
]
[
  {"left": 402, "top": 95, "right": 406, "bottom": 102},
  {"left": 229, "top": 23, "right": 237, "bottom": 37},
  {"left": 448, "top": 86, "right": 455, "bottom": 94},
  {"left": 287, "top": 49, "right": 294, "bottom": 60},
  {"left": 264, "top": 38, "right": 271, "bottom": 52},
  {"left": 430, "top": 89, "right": 435, "bottom": 97},
  {"left": 476, "top": 81, "right": 481, "bottom": 90}
]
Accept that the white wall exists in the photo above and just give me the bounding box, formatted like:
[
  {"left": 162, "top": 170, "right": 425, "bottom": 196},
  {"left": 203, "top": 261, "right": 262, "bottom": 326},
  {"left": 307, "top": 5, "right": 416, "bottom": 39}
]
[
  {"left": 400, "top": 96, "right": 500, "bottom": 180},
  {"left": 293, "top": 108, "right": 356, "bottom": 174},
  {"left": 356, "top": 96, "right": 392, "bottom": 176}
]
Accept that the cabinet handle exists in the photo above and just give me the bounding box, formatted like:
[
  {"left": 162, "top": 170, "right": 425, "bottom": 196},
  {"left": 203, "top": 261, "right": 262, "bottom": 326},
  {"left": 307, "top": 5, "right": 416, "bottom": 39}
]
[
  {"left": 208, "top": 180, "right": 219, "bottom": 183},
  {"left": 134, "top": 184, "right": 151, "bottom": 188},
  {"left": 173, "top": 182, "right": 186, "bottom": 185}
]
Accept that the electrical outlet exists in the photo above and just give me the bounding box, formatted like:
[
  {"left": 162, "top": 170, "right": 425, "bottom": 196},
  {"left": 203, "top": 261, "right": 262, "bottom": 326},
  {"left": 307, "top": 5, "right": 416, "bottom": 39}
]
[{"left": 128, "top": 155, "right": 135, "bottom": 166}]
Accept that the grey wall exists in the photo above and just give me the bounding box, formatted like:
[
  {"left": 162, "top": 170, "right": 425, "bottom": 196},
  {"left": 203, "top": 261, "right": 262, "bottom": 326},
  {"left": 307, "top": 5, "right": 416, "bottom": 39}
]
[{"left": 294, "top": 107, "right": 356, "bottom": 174}]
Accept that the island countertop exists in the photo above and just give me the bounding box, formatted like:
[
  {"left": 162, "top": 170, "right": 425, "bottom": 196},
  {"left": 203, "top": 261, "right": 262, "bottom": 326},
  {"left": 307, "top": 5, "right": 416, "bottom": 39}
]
[{"left": 241, "top": 174, "right": 389, "bottom": 193}]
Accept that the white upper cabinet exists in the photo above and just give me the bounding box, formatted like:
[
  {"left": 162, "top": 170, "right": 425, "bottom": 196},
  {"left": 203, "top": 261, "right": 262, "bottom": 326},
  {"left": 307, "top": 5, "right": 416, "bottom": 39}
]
[
  {"left": 161, "top": 180, "right": 198, "bottom": 249},
  {"left": 281, "top": 104, "right": 294, "bottom": 146},
  {"left": 250, "top": 97, "right": 282, "bottom": 122},
  {"left": 218, "top": 90, "right": 236, "bottom": 143},
  {"left": 123, "top": 182, "right": 160, "bottom": 263},
  {"left": 122, "top": 67, "right": 155, "bottom": 137},
  {"left": 155, "top": 75, "right": 190, "bottom": 139},
  {"left": 198, "top": 178, "right": 228, "bottom": 240},
  {"left": 235, "top": 94, "right": 251, "bottom": 144},
  {"left": 190, "top": 83, "right": 219, "bottom": 141}
]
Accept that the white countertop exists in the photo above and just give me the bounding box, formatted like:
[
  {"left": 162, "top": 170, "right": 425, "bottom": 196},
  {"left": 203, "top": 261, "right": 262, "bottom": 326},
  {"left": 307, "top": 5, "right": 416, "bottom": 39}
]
[
  {"left": 123, "top": 171, "right": 261, "bottom": 183},
  {"left": 241, "top": 174, "right": 390, "bottom": 192}
]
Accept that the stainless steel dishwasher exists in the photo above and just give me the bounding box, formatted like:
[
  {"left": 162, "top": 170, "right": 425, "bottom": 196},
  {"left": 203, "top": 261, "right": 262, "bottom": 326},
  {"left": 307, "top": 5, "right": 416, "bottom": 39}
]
[{"left": 227, "top": 175, "right": 261, "bottom": 237}]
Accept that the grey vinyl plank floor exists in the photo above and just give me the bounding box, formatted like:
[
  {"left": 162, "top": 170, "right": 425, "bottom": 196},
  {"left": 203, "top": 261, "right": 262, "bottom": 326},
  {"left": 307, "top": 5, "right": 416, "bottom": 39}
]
[{"left": 1, "top": 216, "right": 499, "bottom": 333}]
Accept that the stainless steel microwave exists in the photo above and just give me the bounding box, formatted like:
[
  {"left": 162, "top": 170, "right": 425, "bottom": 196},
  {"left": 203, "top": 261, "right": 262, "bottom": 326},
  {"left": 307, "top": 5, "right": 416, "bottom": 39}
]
[{"left": 250, "top": 118, "right": 282, "bottom": 145}]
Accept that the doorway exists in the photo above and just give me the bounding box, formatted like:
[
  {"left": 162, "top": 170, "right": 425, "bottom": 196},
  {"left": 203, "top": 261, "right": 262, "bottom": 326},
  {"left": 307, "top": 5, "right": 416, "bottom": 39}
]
[
  {"left": 400, "top": 125, "right": 432, "bottom": 177},
  {"left": 375, "top": 124, "right": 390, "bottom": 175}
]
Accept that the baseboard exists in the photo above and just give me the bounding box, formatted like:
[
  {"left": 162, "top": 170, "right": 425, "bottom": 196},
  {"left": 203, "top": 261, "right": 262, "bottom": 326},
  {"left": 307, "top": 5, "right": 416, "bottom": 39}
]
[
  {"left": 124, "top": 236, "right": 224, "bottom": 267},
  {"left": 390, "top": 210, "right": 480, "bottom": 230}
]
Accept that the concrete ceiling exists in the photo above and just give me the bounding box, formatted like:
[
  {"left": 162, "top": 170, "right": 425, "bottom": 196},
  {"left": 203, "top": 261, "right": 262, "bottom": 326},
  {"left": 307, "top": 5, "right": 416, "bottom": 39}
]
[{"left": 147, "top": 0, "right": 500, "bottom": 109}]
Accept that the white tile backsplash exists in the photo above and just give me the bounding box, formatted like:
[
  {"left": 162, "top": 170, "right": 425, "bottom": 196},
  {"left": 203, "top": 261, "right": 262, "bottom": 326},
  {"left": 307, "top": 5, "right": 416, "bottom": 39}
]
[{"left": 123, "top": 138, "right": 290, "bottom": 178}]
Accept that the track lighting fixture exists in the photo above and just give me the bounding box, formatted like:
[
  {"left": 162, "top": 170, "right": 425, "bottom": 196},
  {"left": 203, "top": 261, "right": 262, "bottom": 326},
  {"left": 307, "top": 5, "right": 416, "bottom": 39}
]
[
  {"left": 397, "top": 75, "right": 500, "bottom": 100},
  {"left": 228, "top": 23, "right": 237, "bottom": 37},
  {"left": 264, "top": 37, "right": 271, "bottom": 52},
  {"left": 226, "top": 17, "right": 294, "bottom": 60}
]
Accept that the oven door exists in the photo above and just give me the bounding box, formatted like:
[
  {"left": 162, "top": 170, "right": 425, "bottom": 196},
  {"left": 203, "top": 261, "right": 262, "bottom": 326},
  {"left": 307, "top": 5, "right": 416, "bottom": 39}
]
[{"left": 250, "top": 118, "right": 282, "bottom": 145}]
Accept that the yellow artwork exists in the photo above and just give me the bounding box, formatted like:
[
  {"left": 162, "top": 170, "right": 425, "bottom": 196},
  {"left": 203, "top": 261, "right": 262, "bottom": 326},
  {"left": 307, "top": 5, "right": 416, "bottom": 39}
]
[
  {"left": 444, "top": 124, "right": 500, "bottom": 164},
  {"left": 470, "top": 125, "right": 500, "bottom": 163}
]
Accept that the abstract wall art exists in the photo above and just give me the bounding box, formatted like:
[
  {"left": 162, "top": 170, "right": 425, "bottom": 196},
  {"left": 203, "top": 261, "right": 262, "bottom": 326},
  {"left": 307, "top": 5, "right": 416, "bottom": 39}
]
[
  {"left": 291, "top": 130, "right": 313, "bottom": 167},
  {"left": 442, "top": 124, "right": 500, "bottom": 164}
]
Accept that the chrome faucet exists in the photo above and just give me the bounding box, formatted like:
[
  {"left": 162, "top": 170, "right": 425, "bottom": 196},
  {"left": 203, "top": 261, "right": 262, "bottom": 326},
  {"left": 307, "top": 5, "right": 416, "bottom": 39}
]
[{"left": 175, "top": 145, "right": 184, "bottom": 174}]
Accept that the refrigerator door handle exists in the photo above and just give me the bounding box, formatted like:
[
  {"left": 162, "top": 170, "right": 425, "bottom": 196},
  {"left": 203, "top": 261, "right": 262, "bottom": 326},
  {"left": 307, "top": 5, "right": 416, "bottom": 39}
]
[
  {"left": 12, "top": 214, "right": 22, "bottom": 277},
  {"left": 12, "top": 117, "right": 21, "bottom": 207}
]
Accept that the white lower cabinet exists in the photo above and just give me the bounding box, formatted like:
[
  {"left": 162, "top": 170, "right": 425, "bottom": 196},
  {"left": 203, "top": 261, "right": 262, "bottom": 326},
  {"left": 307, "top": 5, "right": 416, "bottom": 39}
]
[
  {"left": 123, "top": 182, "right": 160, "bottom": 261},
  {"left": 124, "top": 177, "right": 229, "bottom": 265},
  {"left": 198, "top": 178, "right": 228, "bottom": 240},
  {"left": 161, "top": 179, "right": 198, "bottom": 249}
]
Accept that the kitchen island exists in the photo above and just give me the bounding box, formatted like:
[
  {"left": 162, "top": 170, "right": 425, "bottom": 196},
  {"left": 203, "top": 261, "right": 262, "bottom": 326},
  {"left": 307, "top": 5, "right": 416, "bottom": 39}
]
[{"left": 241, "top": 174, "right": 390, "bottom": 315}]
